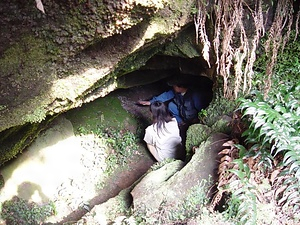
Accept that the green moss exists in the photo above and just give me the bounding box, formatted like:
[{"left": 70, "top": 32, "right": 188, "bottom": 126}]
[
  {"left": 22, "top": 107, "right": 47, "bottom": 124},
  {"left": 1, "top": 196, "right": 55, "bottom": 224},
  {"left": 186, "top": 115, "right": 233, "bottom": 156},
  {"left": 0, "top": 124, "right": 39, "bottom": 166},
  {"left": 211, "top": 115, "right": 232, "bottom": 135},
  {"left": 0, "top": 116, "right": 57, "bottom": 166},
  {"left": 114, "top": 43, "right": 160, "bottom": 77},
  {"left": 0, "top": 174, "right": 4, "bottom": 190},
  {"left": 200, "top": 90, "right": 237, "bottom": 127},
  {"left": 0, "top": 105, "right": 7, "bottom": 111},
  {"left": 65, "top": 92, "right": 138, "bottom": 135},
  {"left": 0, "top": 34, "right": 54, "bottom": 128},
  {"left": 185, "top": 124, "right": 212, "bottom": 154},
  {"left": 0, "top": 35, "right": 49, "bottom": 76},
  {"left": 162, "top": 26, "right": 201, "bottom": 58}
]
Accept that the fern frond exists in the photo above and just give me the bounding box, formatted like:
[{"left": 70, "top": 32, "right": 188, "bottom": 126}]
[{"left": 227, "top": 159, "right": 257, "bottom": 225}]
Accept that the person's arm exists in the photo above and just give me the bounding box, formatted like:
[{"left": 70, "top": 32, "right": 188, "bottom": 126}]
[
  {"left": 149, "top": 90, "right": 175, "bottom": 103},
  {"left": 137, "top": 90, "right": 175, "bottom": 106},
  {"left": 137, "top": 100, "right": 151, "bottom": 105}
]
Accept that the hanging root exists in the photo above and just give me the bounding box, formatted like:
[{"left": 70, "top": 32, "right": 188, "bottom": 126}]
[{"left": 194, "top": 0, "right": 298, "bottom": 99}]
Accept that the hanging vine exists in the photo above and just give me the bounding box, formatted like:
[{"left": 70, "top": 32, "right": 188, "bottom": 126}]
[
  {"left": 194, "top": 0, "right": 299, "bottom": 99},
  {"left": 194, "top": 0, "right": 211, "bottom": 68},
  {"left": 264, "top": 0, "right": 296, "bottom": 97}
]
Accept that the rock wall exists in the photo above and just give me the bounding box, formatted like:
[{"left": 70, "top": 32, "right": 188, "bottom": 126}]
[{"left": 0, "top": 0, "right": 206, "bottom": 133}]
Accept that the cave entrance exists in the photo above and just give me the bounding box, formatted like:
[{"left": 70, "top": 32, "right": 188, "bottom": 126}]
[{"left": 117, "top": 54, "right": 214, "bottom": 129}]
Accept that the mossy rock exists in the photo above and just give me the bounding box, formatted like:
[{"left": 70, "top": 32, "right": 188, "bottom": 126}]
[
  {"left": 65, "top": 92, "right": 139, "bottom": 136},
  {"left": 185, "top": 124, "right": 212, "bottom": 154},
  {"left": 0, "top": 174, "right": 4, "bottom": 190},
  {"left": 185, "top": 115, "right": 232, "bottom": 156},
  {"left": 211, "top": 115, "right": 232, "bottom": 135},
  {"left": 200, "top": 90, "right": 237, "bottom": 127},
  {"left": 0, "top": 115, "right": 57, "bottom": 166}
]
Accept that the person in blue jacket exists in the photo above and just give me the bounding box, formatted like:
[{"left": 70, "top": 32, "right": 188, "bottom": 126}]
[{"left": 138, "top": 76, "right": 204, "bottom": 127}]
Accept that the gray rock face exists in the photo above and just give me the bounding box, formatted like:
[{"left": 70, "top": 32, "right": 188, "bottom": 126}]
[
  {"left": 0, "top": 0, "right": 212, "bottom": 165},
  {"left": 0, "top": 0, "right": 201, "bottom": 133}
]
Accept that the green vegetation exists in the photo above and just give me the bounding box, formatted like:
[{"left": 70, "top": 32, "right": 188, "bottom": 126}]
[
  {"left": 66, "top": 94, "right": 138, "bottom": 135},
  {"left": 0, "top": 35, "right": 49, "bottom": 76},
  {"left": 0, "top": 175, "right": 4, "bottom": 190},
  {"left": 232, "top": 81, "right": 300, "bottom": 223},
  {"left": 0, "top": 116, "right": 57, "bottom": 166},
  {"left": 78, "top": 124, "right": 140, "bottom": 190},
  {"left": 0, "top": 197, "right": 56, "bottom": 225},
  {"left": 149, "top": 158, "right": 177, "bottom": 171},
  {"left": 199, "top": 89, "right": 237, "bottom": 127},
  {"left": 219, "top": 33, "right": 300, "bottom": 224},
  {"left": 100, "top": 127, "right": 139, "bottom": 176},
  {"left": 226, "top": 156, "right": 257, "bottom": 225},
  {"left": 66, "top": 93, "right": 142, "bottom": 188},
  {"left": 185, "top": 124, "right": 211, "bottom": 154},
  {"left": 22, "top": 107, "right": 47, "bottom": 124}
]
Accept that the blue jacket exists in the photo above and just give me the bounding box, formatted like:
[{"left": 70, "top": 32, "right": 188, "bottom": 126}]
[{"left": 150, "top": 89, "right": 203, "bottom": 122}]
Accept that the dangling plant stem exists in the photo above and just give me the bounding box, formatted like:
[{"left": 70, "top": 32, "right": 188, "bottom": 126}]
[
  {"left": 194, "top": 0, "right": 299, "bottom": 99},
  {"left": 264, "top": 0, "right": 295, "bottom": 97},
  {"left": 194, "top": 0, "right": 211, "bottom": 68}
]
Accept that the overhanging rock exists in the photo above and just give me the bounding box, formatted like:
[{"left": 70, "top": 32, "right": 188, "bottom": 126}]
[{"left": 0, "top": 0, "right": 197, "bottom": 133}]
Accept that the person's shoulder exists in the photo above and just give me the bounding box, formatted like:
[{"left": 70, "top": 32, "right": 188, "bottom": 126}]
[
  {"left": 168, "top": 118, "right": 179, "bottom": 126},
  {"left": 171, "top": 117, "right": 177, "bottom": 122},
  {"left": 146, "top": 124, "right": 154, "bottom": 130}
]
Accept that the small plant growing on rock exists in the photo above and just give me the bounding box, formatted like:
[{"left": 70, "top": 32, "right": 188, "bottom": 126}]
[
  {"left": 0, "top": 196, "right": 56, "bottom": 225},
  {"left": 103, "top": 128, "right": 139, "bottom": 175}
]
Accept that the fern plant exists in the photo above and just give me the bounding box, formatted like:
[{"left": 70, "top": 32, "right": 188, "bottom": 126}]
[
  {"left": 224, "top": 144, "right": 257, "bottom": 225},
  {"left": 227, "top": 31, "right": 300, "bottom": 220},
  {"left": 238, "top": 81, "right": 300, "bottom": 210}
]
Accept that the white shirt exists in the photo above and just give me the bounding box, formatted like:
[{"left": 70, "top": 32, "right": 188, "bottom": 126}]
[{"left": 144, "top": 118, "right": 182, "bottom": 161}]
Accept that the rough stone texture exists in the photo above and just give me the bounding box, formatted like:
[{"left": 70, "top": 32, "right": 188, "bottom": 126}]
[
  {"left": 130, "top": 132, "right": 230, "bottom": 217},
  {"left": 185, "top": 115, "right": 232, "bottom": 154},
  {"left": 73, "top": 133, "right": 230, "bottom": 224},
  {"left": 0, "top": 0, "right": 217, "bottom": 166},
  {"left": 185, "top": 123, "right": 212, "bottom": 153},
  {"left": 0, "top": 0, "right": 202, "bottom": 133},
  {"left": 211, "top": 115, "right": 232, "bottom": 135},
  {"left": 78, "top": 188, "right": 133, "bottom": 225}
]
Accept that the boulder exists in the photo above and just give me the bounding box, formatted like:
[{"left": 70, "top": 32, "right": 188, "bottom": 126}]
[
  {"left": 75, "top": 132, "right": 229, "bottom": 224},
  {"left": 185, "top": 115, "right": 232, "bottom": 155},
  {"left": 131, "top": 132, "right": 230, "bottom": 217}
]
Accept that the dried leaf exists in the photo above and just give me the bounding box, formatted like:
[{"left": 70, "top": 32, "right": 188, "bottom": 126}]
[
  {"left": 218, "top": 148, "right": 231, "bottom": 155},
  {"left": 209, "top": 191, "right": 224, "bottom": 211},
  {"left": 218, "top": 161, "right": 229, "bottom": 173},
  {"left": 220, "top": 155, "right": 232, "bottom": 163},
  {"left": 36, "top": 0, "right": 45, "bottom": 14},
  {"left": 270, "top": 169, "right": 281, "bottom": 184},
  {"left": 247, "top": 157, "right": 256, "bottom": 170},
  {"left": 222, "top": 140, "right": 236, "bottom": 147},
  {"left": 274, "top": 185, "right": 287, "bottom": 203}
]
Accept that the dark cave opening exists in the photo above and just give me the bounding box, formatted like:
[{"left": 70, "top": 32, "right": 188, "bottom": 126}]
[
  {"left": 119, "top": 54, "right": 214, "bottom": 117},
  {"left": 119, "top": 53, "right": 214, "bottom": 108},
  {"left": 117, "top": 66, "right": 214, "bottom": 159}
]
